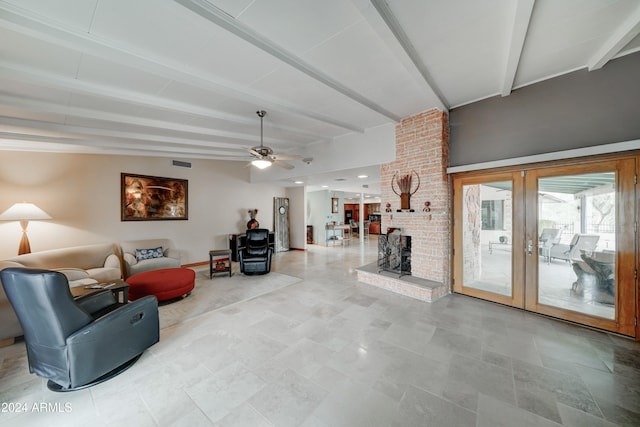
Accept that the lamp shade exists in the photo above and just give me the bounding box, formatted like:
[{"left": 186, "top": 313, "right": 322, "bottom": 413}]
[
  {"left": 0, "top": 203, "right": 52, "bottom": 221},
  {"left": 251, "top": 159, "right": 272, "bottom": 169}
]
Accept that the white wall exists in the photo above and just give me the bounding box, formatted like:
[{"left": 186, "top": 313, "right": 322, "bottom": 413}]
[
  {"left": 0, "top": 152, "right": 290, "bottom": 263},
  {"left": 307, "top": 189, "right": 345, "bottom": 244},
  {"left": 285, "top": 186, "right": 306, "bottom": 250},
  {"left": 252, "top": 123, "right": 396, "bottom": 182}
]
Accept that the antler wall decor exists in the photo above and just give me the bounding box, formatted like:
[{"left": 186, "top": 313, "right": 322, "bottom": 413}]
[{"left": 391, "top": 170, "right": 420, "bottom": 211}]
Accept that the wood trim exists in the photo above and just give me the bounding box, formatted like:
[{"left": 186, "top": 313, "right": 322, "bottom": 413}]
[
  {"left": 451, "top": 150, "right": 640, "bottom": 179},
  {"left": 530, "top": 304, "right": 630, "bottom": 333},
  {"left": 181, "top": 261, "right": 209, "bottom": 268},
  {"left": 0, "top": 337, "right": 15, "bottom": 347},
  {"left": 637, "top": 156, "right": 640, "bottom": 341},
  {"left": 616, "top": 158, "right": 637, "bottom": 337},
  {"left": 453, "top": 152, "right": 638, "bottom": 338},
  {"left": 181, "top": 248, "right": 307, "bottom": 268},
  {"left": 523, "top": 159, "right": 636, "bottom": 336},
  {"left": 452, "top": 177, "right": 463, "bottom": 295},
  {"left": 452, "top": 170, "right": 525, "bottom": 308},
  {"left": 447, "top": 142, "right": 640, "bottom": 174}
]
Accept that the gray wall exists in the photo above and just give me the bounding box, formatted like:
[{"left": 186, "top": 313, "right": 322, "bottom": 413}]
[{"left": 449, "top": 52, "right": 640, "bottom": 167}]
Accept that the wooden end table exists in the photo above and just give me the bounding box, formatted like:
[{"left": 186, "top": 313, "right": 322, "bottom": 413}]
[{"left": 209, "top": 249, "right": 232, "bottom": 279}]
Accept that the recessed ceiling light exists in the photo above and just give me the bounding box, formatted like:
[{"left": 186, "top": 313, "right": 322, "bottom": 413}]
[
  {"left": 321, "top": 185, "right": 328, "bottom": 188},
  {"left": 357, "top": 175, "right": 368, "bottom": 179},
  {"left": 294, "top": 181, "right": 304, "bottom": 184}
]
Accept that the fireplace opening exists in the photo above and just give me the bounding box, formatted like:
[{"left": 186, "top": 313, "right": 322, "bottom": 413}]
[{"left": 378, "top": 228, "right": 411, "bottom": 277}]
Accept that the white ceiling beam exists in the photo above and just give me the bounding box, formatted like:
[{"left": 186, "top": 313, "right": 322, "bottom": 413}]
[
  {"left": 173, "top": 0, "right": 402, "bottom": 122},
  {"left": 0, "top": 1, "right": 362, "bottom": 134},
  {"left": 0, "top": 63, "right": 327, "bottom": 143},
  {"left": 0, "top": 134, "right": 249, "bottom": 160},
  {"left": 0, "top": 94, "right": 304, "bottom": 148},
  {"left": 0, "top": 117, "right": 255, "bottom": 151},
  {"left": 588, "top": 3, "right": 640, "bottom": 71},
  {"left": 367, "top": 0, "right": 448, "bottom": 110},
  {"left": 0, "top": 124, "right": 249, "bottom": 158},
  {"left": 501, "top": 0, "right": 535, "bottom": 97}
]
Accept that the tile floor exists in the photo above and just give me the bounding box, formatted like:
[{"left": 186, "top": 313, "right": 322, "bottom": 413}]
[{"left": 1, "top": 237, "right": 639, "bottom": 426}]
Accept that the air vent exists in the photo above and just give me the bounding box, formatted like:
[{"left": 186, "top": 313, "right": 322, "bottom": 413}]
[
  {"left": 334, "top": 178, "right": 347, "bottom": 182},
  {"left": 362, "top": 184, "right": 369, "bottom": 188},
  {"left": 171, "top": 160, "right": 192, "bottom": 168}
]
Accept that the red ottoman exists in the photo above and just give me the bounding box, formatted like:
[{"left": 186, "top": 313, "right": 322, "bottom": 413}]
[{"left": 126, "top": 268, "right": 195, "bottom": 302}]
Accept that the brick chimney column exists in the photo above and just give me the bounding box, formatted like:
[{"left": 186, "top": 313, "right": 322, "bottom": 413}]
[{"left": 380, "top": 109, "right": 451, "bottom": 287}]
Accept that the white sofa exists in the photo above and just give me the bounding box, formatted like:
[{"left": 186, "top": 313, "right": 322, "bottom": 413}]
[
  {"left": 0, "top": 243, "right": 122, "bottom": 343},
  {"left": 2, "top": 243, "right": 122, "bottom": 286},
  {"left": 120, "top": 239, "right": 181, "bottom": 278}
]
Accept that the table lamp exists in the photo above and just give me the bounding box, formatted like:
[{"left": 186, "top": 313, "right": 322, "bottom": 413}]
[{"left": 0, "top": 202, "right": 52, "bottom": 255}]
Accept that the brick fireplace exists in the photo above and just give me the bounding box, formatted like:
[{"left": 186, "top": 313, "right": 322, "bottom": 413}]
[{"left": 357, "top": 109, "right": 450, "bottom": 302}]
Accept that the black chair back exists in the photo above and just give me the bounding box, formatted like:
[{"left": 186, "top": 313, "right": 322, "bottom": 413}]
[
  {"left": 245, "top": 228, "right": 269, "bottom": 256},
  {"left": 240, "top": 229, "right": 272, "bottom": 275},
  {"left": 0, "top": 268, "right": 92, "bottom": 381},
  {"left": 1, "top": 267, "right": 159, "bottom": 391}
]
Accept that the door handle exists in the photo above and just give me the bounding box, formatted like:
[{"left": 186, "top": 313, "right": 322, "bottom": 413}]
[{"left": 527, "top": 239, "right": 533, "bottom": 256}]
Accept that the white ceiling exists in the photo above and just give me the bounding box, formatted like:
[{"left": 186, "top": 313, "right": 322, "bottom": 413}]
[{"left": 1, "top": 0, "right": 639, "bottom": 193}]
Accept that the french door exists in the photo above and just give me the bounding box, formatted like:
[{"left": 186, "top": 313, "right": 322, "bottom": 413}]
[{"left": 453, "top": 157, "right": 637, "bottom": 337}]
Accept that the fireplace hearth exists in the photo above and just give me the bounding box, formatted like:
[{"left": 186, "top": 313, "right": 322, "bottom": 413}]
[{"left": 378, "top": 228, "right": 411, "bottom": 277}]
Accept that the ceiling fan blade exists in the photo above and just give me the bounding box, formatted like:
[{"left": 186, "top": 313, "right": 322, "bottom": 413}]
[
  {"left": 271, "top": 154, "right": 303, "bottom": 161},
  {"left": 273, "top": 160, "right": 295, "bottom": 170},
  {"left": 247, "top": 148, "right": 262, "bottom": 158}
]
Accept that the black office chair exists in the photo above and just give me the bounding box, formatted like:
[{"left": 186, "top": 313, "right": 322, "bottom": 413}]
[
  {"left": 239, "top": 228, "right": 273, "bottom": 275},
  {"left": 0, "top": 267, "right": 159, "bottom": 391}
]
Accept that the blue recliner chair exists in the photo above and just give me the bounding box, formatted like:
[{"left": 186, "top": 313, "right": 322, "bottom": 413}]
[
  {"left": 0, "top": 267, "right": 159, "bottom": 391},
  {"left": 239, "top": 228, "right": 273, "bottom": 275}
]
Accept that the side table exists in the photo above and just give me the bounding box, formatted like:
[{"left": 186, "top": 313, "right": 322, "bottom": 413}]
[
  {"left": 209, "top": 249, "right": 232, "bottom": 279},
  {"left": 71, "top": 279, "right": 129, "bottom": 303}
]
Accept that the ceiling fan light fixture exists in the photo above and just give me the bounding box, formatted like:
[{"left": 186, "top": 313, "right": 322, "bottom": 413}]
[
  {"left": 251, "top": 158, "right": 272, "bottom": 169},
  {"left": 247, "top": 109, "right": 299, "bottom": 170}
]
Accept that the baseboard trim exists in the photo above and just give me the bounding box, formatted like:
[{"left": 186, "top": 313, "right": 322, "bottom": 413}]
[
  {"left": 182, "top": 248, "right": 307, "bottom": 267},
  {"left": 181, "top": 261, "right": 210, "bottom": 268}
]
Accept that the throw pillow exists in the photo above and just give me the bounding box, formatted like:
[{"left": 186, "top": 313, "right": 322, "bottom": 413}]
[{"left": 135, "top": 246, "right": 164, "bottom": 261}]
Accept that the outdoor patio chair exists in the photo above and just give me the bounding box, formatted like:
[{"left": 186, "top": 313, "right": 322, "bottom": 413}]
[
  {"left": 538, "top": 228, "right": 561, "bottom": 263},
  {"left": 549, "top": 234, "right": 599, "bottom": 264}
]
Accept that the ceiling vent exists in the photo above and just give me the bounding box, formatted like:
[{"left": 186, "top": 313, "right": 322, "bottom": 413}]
[{"left": 172, "top": 160, "right": 192, "bottom": 168}]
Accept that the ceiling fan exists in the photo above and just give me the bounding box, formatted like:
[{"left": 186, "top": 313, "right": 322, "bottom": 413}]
[{"left": 248, "top": 110, "right": 302, "bottom": 170}]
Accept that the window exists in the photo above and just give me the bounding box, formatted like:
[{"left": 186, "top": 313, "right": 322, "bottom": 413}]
[{"left": 482, "top": 200, "right": 504, "bottom": 230}]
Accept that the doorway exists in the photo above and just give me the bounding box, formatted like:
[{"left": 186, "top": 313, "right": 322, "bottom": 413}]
[{"left": 452, "top": 156, "right": 637, "bottom": 337}]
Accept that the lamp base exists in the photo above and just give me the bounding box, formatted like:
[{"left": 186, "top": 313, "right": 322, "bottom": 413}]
[{"left": 18, "top": 220, "right": 31, "bottom": 255}]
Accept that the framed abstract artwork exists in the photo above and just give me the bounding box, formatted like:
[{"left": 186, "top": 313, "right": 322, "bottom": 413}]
[
  {"left": 331, "top": 197, "right": 339, "bottom": 213},
  {"left": 121, "top": 173, "right": 188, "bottom": 221}
]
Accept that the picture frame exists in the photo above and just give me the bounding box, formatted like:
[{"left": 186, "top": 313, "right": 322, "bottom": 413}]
[
  {"left": 331, "top": 197, "right": 339, "bottom": 213},
  {"left": 121, "top": 173, "right": 188, "bottom": 221}
]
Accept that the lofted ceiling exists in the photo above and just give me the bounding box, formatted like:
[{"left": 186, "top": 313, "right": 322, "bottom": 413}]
[{"left": 1, "top": 0, "right": 639, "bottom": 193}]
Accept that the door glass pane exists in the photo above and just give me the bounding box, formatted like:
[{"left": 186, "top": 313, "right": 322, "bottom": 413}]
[
  {"left": 537, "top": 172, "right": 615, "bottom": 320},
  {"left": 462, "top": 182, "right": 512, "bottom": 296}
]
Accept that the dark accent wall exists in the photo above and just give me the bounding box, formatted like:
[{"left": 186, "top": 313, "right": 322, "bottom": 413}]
[{"left": 449, "top": 52, "right": 640, "bottom": 167}]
